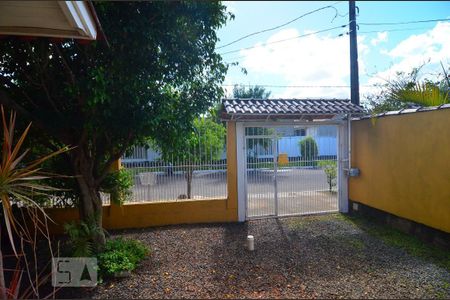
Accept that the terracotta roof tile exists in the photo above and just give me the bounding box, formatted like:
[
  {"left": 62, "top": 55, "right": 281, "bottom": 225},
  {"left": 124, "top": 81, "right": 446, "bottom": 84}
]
[
  {"left": 222, "top": 98, "right": 365, "bottom": 116},
  {"left": 353, "top": 103, "right": 450, "bottom": 120}
]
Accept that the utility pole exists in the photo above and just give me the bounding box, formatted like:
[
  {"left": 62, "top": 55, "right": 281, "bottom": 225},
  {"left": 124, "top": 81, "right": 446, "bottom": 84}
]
[{"left": 349, "top": 0, "right": 360, "bottom": 105}]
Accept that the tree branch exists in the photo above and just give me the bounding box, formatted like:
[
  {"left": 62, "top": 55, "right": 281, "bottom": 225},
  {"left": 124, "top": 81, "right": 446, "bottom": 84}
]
[
  {"left": 0, "top": 89, "right": 70, "bottom": 144},
  {"left": 95, "top": 134, "right": 133, "bottom": 185},
  {"left": 39, "top": 74, "right": 61, "bottom": 114},
  {"left": 53, "top": 44, "right": 76, "bottom": 86}
]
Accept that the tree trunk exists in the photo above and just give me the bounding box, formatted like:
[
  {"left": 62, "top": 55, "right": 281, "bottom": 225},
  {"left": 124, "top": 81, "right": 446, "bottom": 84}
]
[
  {"left": 185, "top": 169, "right": 193, "bottom": 199},
  {"left": 72, "top": 150, "right": 106, "bottom": 250}
]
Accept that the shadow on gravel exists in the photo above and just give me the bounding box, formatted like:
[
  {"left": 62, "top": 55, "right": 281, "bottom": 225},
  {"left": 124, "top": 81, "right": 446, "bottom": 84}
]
[
  {"left": 59, "top": 215, "right": 450, "bottom": 299},
  {"left": 210, "top": 219, "right": 314, "bottom": 299},
  {"left": 209, "top": 215, "right": 450, "bottom": 299}
]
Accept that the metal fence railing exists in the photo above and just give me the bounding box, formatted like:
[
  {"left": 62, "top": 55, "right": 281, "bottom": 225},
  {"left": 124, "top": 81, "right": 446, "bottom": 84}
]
[
  {"left": 245, "top": 126, "right": 338, "bottom": 218},
  {"left": 122, "top": 160, "right": 227, "bottom": 202},
  {"left": 121, "top": 123, "right": 227, "bottom": 202}
]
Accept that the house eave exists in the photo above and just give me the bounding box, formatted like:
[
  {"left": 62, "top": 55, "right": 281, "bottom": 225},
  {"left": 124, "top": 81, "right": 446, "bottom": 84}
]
[
  {"left": 221, "top": 112, "right": 363, "bottom": 122},
  {"left": 0, "top": 1, "right": 101, "bottom": 41}
]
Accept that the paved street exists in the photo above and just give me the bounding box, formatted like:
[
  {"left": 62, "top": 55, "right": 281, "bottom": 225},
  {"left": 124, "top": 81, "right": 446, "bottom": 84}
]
[
  {"left": 246, "top": 169, "right": 337, "bottom": 217},
  {"left": 128, "top": 168, "right": 337, "bottom": 216}
]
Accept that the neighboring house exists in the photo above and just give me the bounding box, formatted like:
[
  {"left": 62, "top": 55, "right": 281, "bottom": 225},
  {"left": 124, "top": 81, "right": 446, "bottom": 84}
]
[
  {"left": 122, "top": 146, "right": 228, "bottom": 164},
  {"left": 245, "top": 125, "right": 337, "bottom": 159},
  {"left": 122, "top": 125, "right": 337, "bottom": 163},
  {"left": 122, "top": 146, "right": 163, "bottom": 164}
]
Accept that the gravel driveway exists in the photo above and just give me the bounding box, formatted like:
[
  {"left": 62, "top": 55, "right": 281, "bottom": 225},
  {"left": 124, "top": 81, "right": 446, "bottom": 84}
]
[{"left": 74, "top": 214, "right": 449, "bottom": 299}]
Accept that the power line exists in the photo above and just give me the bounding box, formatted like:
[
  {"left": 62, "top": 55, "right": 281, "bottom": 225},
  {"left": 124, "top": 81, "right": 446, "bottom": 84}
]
[
  {"left": 223, "top": 30, "right": 346, "bottom": 63},
  {"left": 223, "top": 25, "right": 438, "bottom": 63},
  {"left": 217, "top": 1, "right": 344, "bottom": 50},
  {"left": 221, "top": 84, "right": 377, "bottom": 89},
  {"left": 220, "top": 24, "right": 348, "bottom": 56},
  {"left": 358, "top": 26, "right": 436, "bottom": 34},
  {"left": 358, "top": 18, "right": 450, "bottom": 26}
]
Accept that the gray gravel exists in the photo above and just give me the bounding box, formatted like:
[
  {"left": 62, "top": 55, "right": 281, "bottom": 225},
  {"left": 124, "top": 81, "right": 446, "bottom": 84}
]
[{"left": 73, "top": 214, "right": 449, "bottom": 299}]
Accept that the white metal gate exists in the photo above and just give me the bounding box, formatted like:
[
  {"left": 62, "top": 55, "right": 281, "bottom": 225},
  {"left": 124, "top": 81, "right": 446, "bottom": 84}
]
[{"left": 245, "top": 125, "right": 339, "bottom": 219}]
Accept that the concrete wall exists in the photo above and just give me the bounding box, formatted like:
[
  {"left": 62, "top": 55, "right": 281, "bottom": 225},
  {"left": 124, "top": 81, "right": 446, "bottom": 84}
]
[
  {"left": 349, "top": 108, "right": 450, "bottom": 233},
  {"left": 45, "top": 121, "right": 239, "bottom": 234}
]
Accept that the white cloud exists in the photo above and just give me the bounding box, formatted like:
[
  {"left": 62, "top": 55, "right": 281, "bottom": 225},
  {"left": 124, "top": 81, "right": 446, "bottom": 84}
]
[
  {"left": 379, "top": 48, "right": 389, "bottom": 56},
  {"left": 237, "top": 28, "right": 369, "bottom": 99},
  {"left": 370, "top": 32, "right": 388, "bottom": 46},
  {"left": 367, "top": 22, "right": 450, "bottom": 87},
  {"left": 227, "top": 22, "right": 450, "bottom": 102}
]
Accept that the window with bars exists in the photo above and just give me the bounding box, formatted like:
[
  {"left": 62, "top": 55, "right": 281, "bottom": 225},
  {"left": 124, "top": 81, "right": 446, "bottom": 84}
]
[
  {"left": 245, "top": 127, "right": 274, "bottom": 136},
  {"left": 294, "top": 128, "right": 306, "bottom": 136}
]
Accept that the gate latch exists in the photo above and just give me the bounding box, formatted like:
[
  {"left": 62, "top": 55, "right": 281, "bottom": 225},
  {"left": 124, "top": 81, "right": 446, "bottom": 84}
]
[{"left": 348, "top": 168, "right": 360, "bottom": 177}]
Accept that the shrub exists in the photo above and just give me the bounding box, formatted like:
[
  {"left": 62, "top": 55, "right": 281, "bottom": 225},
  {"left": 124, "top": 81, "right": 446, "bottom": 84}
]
[
  {"left": 100, "top": 169, "right": 133, "bottom": 204},
  {"left": 64, "top": 218, "right": 104, "bottom": 257},
  {"left": 98, "top": 238, "right": 149, "bottom": 277},
  {"left": 299, "top": 136, "right": 318, "bottom": 161},
  {"left": 318, "top": 160, "right": 337, "bottom": 192}
]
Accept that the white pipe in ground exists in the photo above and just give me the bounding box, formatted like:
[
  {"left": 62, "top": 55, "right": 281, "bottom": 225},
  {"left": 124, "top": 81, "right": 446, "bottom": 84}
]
[{"left": 247, "top": 235, "right": 254, "bottom": 251}]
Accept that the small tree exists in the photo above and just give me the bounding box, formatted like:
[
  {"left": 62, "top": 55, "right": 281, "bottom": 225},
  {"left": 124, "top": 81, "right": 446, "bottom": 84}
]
[
  {"left": 232, "top": 85, "right": 271, "bottom": 98},
  {"left": 0, "top": 2, "right": 232, "bottom": 246},
  {"left": 299, "top": 136, "right": 318, "bottom": 161},
  {"left": 159, "top": 117, "right": 225, "bottom": 199},
  {"left": 318, "top": 160, "right": 337, "bottom": 192}
]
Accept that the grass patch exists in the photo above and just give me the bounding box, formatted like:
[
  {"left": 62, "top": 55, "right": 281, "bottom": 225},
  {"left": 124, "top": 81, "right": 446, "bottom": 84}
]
[
  {"left": 286, "top": 213, "right": 344, "bottom": 231},
  {"left": 346, "top": 237, "right": 365, "bottom": 250},
  {"left": 435, "top": 281, "right": 450, "bottom": 299},
  {"left": 340, "top": 214, "right": 450, "bottom": 272},
  {"left": 288, "top": 213, "right": 449, "bottom": 272},
  {"left": 287, "top": 218, "right": 308, "bottom": 230}
]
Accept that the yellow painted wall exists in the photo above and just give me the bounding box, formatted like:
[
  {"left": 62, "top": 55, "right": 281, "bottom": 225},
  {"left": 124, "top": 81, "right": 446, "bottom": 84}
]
[
  {"left": 227, "top": 121, "right": 238, "bottom": 210},
  {"left": 45, "top": 121, "right": 240, "bottom": 234},
  {"left": 46, "top": 199, "right": 237, "bottom": 234},
  {"left": 349, "top": 108, "right": 450, "bottom": 233}
]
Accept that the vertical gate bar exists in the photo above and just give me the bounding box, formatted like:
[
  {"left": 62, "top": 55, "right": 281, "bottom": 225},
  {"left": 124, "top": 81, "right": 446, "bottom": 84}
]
[
  {"left": 273, "top": 132, "right": 278, "bottom": 216},
  {"left": 241, "top": 128, "right": 247, "bottom": 221},
  {"left": 246, "top": 137, "right": 251, "bottom": 217}
]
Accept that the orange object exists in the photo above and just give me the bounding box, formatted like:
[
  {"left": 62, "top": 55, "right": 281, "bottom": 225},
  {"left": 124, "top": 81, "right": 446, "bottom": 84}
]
[{"left": 278, "top": 153, "right": 288, "bottom": 166}]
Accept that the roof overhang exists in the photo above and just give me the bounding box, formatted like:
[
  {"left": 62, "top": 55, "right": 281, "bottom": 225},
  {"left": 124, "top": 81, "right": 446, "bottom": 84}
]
[
  {"left": 220, "top": 98, "right": 366, "bottom": 122},
  {"left": 220, "top": 112, "right": 338, "bottom": 121},
  {"left": 0, "top": 1, "right": 101, "bottom": 40}
]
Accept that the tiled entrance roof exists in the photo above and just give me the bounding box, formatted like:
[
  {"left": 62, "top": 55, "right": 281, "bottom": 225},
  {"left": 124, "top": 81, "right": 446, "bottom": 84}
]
[
  {"left": 353, "top": 103, "right": 450, "bottom": 120},
  {"left": 222, "top": 98, "right": 365, "bottom": 119}
]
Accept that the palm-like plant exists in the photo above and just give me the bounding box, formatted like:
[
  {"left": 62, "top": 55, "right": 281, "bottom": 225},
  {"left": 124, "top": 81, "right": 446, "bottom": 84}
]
[
  {"left": 0, "top": 106, "right": 68, "bottom": 298},
  {"left": 389, "top": 63, "right": 449, "bottom": 107},
  {"left": 390, "top": 82, "right": 448, "bottom": 107}
]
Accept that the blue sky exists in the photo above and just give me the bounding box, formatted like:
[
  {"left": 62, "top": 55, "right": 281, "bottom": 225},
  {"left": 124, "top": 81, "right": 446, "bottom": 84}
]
[{"left": 217, "top": 1, "right": 450, "bottom": 104}]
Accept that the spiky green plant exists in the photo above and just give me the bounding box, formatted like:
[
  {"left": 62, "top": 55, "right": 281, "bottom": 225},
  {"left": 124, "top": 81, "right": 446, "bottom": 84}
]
[
  {"left": 0, "top": 106, "right": 68, "bottom": 298},
  {"left": 389, "top": 62, "right": 449, "bottom": 108},
  {"left": 390, "top": 82, "right": 448, "bottom": 107},
  {"left": 0, "top": 106, "right": 68, "bottom": 253}
]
